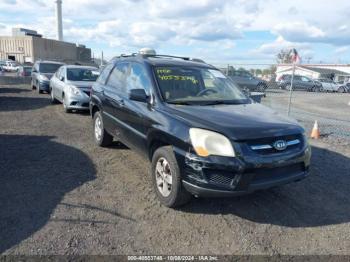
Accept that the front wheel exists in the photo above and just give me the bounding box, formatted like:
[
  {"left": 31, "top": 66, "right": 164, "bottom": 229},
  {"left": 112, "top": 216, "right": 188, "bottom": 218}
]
[
  {"left": 50, "top": 88, "right": 58, "bottom": 104},
  {"left": 93, "top": 111, "right": 113, "bottom": 147},
  {"left": 313, "top": 86, "right": 321, "bottom": 92},
  {"left": 151, "top": 146, "right": 191, "bottom": 208},
  {"left": 338, "top": 86, "right": 346, "bottom": 93},
  {"left": 62, "top": 95, "right": 71, "bottom": 113},
  {"left": 257, "top": 84, "right": 267, "bottom": 92}
]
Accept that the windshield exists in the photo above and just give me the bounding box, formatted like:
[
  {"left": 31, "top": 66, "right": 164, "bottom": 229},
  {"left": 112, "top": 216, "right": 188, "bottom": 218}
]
[
  {"left": 154, "top": 67, "right": 249, "bottom": 105},
  {"left": 39, "top": 63, "right": 63, "bottom": 73},
  {"left": 67, "top": 68, "right": 99, "bottom": 82}
]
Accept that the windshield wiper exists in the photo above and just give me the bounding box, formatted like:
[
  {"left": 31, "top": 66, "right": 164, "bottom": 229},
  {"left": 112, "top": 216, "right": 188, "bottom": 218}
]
[
  {"left": 167, "top": 100, "right": 194, "bottom": 105},
  {"left": 199, "top": 100, "right": 246, "bottom": 105}
]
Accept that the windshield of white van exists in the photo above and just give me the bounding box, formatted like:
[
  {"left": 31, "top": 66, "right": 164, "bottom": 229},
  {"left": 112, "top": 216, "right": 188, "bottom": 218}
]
[{"left": 154, "top": 67, "right": 249, "bottom": 105}]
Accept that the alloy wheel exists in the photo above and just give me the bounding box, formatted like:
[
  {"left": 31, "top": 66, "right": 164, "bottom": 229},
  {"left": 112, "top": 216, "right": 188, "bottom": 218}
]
[
  {"left": 94, "top": 116, "right": 102, "bottom": 141},
  {"left": 155, "top": 157, "right": 173, "bottom": 197}
]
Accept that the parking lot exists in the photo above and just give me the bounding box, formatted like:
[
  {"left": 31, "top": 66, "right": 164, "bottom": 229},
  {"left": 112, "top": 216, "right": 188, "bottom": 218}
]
[
  {"left": 263, "top": 89, "right": 350, "bottom": 144},
  {"left": 1, "top": 84, "right": 350, "bottom": 255}
]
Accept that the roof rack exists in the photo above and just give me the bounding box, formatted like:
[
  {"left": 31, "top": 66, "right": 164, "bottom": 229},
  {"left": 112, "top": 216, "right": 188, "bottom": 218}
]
[
  {"left": 111, "top": 53, "right": 206, "bottom": 64},
  {"left": 144, "top": 54, "right": 206, "bottom": 64}
]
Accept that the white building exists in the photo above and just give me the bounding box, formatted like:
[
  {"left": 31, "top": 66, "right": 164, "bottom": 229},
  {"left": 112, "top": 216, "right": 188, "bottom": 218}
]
[{"left": 276, "top": 64, "right": 350, "bottom": 83}]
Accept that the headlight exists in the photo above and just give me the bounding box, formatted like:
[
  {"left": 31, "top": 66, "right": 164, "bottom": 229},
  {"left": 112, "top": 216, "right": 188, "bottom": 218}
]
[
  {"left": 38, "top": 74, "right": 49, "bottom": 81},
  {"left": 69, "top": 85, "right": 80, "bottom": 95},
  {"left": 189, "top": 128, "right": 235, "bottom": 157}
]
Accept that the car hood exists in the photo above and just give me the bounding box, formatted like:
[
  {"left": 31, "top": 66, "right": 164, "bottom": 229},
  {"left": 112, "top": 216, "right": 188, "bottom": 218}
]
[
  {"left": 165, "top": 103, "right": 303, "bottom": 140},
  {"left": 42, "top": 73, "right": 54, "bottom": 80},
  {"left": 66, "top": 80, "right": 95, "bottom": 89}
]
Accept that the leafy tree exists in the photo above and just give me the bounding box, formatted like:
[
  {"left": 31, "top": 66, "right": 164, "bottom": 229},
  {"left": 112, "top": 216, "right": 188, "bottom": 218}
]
[{"left": 255, "top": 69, "right": 262, "bottom": 75}]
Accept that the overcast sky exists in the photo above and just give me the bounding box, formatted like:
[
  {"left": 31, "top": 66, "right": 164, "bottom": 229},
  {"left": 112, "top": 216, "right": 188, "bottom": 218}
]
[{"left": 0, "top": 0, "right": 349, "bottom": 66}]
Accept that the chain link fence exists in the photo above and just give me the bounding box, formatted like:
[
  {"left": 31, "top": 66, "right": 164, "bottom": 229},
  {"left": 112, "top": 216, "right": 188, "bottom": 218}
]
[{"left": 216, "top": 64, "right": 350, "bottom": 142}]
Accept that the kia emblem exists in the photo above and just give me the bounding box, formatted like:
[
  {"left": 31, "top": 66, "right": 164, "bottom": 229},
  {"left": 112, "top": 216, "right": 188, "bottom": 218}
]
[{"left": 273, "top": 140, "right": 287, "bottom": 151}]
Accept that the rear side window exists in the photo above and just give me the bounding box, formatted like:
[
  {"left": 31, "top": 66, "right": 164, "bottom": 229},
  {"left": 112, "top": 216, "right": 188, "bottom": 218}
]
[{"left": 97, "top": 63, "right": 114, "bottom": 85}]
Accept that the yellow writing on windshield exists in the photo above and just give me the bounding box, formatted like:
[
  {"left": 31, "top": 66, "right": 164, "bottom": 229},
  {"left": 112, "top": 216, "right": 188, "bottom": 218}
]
[
  {"left": 158, "top": 75, "right": 199, "bottom": 84},
  {"left": 157, "top": 69, "right": 172, "bottom": 74}
]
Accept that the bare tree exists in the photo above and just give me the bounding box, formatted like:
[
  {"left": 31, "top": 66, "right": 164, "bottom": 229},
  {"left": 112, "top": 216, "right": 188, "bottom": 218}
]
[{"left": 276, "top": 49, "right": 292, "bottom": 64}]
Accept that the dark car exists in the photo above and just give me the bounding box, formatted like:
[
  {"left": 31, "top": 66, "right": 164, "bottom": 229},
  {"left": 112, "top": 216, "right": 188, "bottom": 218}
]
[
  {"left": 228, "top": 70, "right": 267, "bottom": 92},
  {"left": 31, "top": 60, "right": 64, "bottom": 93},
  {"left": 277, "top": 74, "right": 322, "bottom": 92},
  {"left": 17, "top": 65, "right": 32, "bottom": 77},
  {"left": 90, "top": 50, "right": 311, "bottom": 207}
]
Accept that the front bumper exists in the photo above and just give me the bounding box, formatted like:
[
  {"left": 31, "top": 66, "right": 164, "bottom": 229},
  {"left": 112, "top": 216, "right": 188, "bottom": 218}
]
[
  {"left": 65, "top": 94, "right": 90, "bottom": 110},
  {"left": 174, "top": 143, "right": 311, "bottom": 197},
  {"left": 38, "top": 81, "right": 50, "bottom": 91}
]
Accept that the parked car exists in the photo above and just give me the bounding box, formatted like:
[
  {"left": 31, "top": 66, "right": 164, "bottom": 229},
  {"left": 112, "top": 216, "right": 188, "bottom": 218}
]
[
  {"left": 315, "top": 78, "right": 348, "bottom": 93},
  {"left": 278, "top": 74, "right": 322, "bottom": 91},
  {"left": 31, "top": 60, "right": 64, "bottom": 93},
  {"left": 228, "top": 70, "right": 267, "bottom": 92},
  {"left": 3, "top": 60, "right": 20, "bottom": 72},
  {"left": 17, "top": 65, "right": 32, "bottom": 77},
  {"left": 0, "top": 60, "right": 6, "bottom": 70},
  {"left": 50, "top": 65, "right": 98, "bottom": 112},
  {"left": 90, "top": 50, "right": 311, "bottom": 207}
]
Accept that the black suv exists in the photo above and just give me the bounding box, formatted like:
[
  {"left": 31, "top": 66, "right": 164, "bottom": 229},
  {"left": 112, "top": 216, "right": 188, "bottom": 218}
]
[{"left": 90, "top": 51, "right": 311, "bottom": 207}]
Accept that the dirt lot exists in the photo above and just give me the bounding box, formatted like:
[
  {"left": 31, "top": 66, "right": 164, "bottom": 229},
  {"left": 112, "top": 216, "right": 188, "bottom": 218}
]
[{"left": 1, "top": 84, "right": 350, "bottom": 255}]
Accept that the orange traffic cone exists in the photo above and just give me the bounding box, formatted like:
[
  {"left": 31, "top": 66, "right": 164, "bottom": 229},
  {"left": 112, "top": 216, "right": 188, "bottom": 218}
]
[{"left": 310, "top": 120, "right": 320, "bottom": 139}]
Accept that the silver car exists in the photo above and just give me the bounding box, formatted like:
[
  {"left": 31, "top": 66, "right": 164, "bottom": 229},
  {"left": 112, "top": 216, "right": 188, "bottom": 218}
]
[{"left": 50, "top": 65, "right": 99, "bottom": 113}]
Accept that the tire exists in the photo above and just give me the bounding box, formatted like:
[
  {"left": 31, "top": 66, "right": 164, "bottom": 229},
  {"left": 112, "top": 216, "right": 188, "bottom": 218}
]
[
  {"left": 50, "top": 88, "right": 58, "bottom": 104},
  {"left": 338, "top": 87, "right": 346, "bottom": 93},
  {"left": 93, "top": 111, "right": 113, "bottom": 147},
  {"left": 285, "top": 84, "right": 291, "bottom": 91},
  {"left": 32, "top": 79, "right": 36, "bottom": 90},
  {"left": 62, "top": 96, "right": 71, "bottom": 113},
  {"left": 257, "top": 84, "right": 266, "bottom": 92},
  {"left": 37, "top": 82, "right": 43, "bottom": 94},
  {"left": 151, "top": 146, "right": 191, "bottom": 208}
]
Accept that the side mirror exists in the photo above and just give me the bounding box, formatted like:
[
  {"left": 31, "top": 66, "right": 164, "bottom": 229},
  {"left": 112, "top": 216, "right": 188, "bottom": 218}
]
[
  {"left": 60, "top": 76, "right": 65, "bottom": 81},
  {"left": 129, "top": 89, "right": 148, "bottom": 102}
]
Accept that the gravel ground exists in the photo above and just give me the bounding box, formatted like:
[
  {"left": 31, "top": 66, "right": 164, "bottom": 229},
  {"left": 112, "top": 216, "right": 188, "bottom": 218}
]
[{"left": 0, "top": 84, "right": 350, "bottom": 255}]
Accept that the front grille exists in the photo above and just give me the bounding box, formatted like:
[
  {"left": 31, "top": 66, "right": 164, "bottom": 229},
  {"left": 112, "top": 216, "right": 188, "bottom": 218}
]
[
  {"left": 246, "top": 134, "right": 303, "bottom": 154},
  {"left": 251, "top": 163, "right": 304, "bottom": 184},
  {"left": 82, "top": 103, "right": 89, "bottom": 107}
]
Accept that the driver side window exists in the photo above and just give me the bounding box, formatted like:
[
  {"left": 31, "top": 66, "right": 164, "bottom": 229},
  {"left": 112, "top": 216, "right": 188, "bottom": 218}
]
[{"left": 127, "top": 63, "right": 152, "bottom": 95}]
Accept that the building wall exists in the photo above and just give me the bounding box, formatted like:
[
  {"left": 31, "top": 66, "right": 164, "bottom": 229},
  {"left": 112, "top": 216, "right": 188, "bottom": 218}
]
[
  {"left": 0, "top": 36, "right": 34, "bottom": 63},
  {"left": 276, "top": 66, "right": 320, "bottom": 80},
  {"left": 32, "top": 37, "right": 77, "bottom": 62},
  {"left": 0, "top": 36, "right": 92, "bottom": 64}
]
